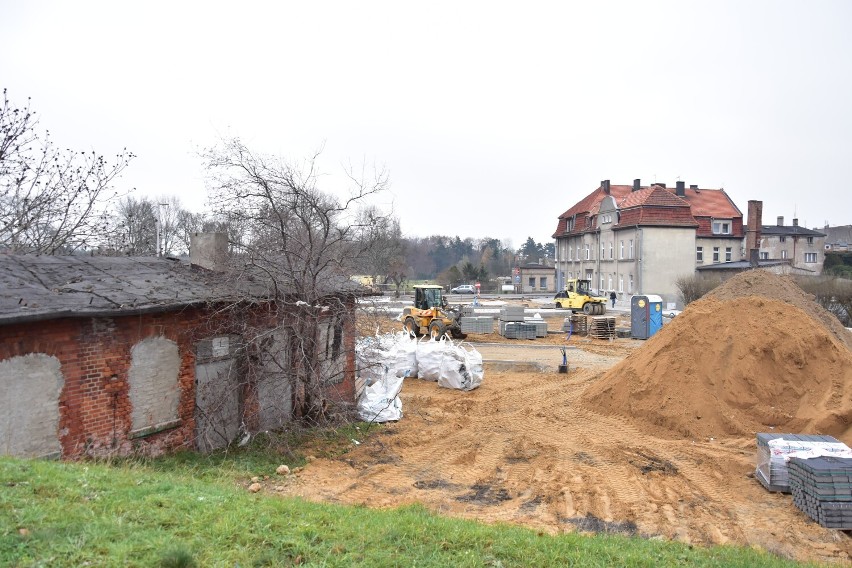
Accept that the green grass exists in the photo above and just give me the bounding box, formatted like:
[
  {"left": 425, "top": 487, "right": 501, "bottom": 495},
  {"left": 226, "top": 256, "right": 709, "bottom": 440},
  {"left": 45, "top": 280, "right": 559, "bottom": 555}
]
[{"left": 0, "top": 443, "right": 815, "bottom": 567}]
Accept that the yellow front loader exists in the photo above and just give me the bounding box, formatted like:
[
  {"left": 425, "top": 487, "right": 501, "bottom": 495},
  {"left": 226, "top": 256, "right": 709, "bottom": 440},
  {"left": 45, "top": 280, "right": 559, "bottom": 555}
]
[{"left": 401, "top": 285, "right": 467, "bottom": 339}]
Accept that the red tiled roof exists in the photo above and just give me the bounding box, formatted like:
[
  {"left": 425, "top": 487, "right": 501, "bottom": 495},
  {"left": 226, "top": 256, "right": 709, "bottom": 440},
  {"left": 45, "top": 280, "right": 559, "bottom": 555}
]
[
  {"left": 672, "top": 187, "right": 742, "bottom": 218},
  {"left": 615, "top": 187, "right": 698, "bottom": 228},
  {"left": 553, "top": 182, "right": 744, "bottom": 238}
]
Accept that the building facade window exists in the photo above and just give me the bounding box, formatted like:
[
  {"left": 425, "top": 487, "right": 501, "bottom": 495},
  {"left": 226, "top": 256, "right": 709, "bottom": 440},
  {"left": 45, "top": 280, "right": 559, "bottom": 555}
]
[
  {"left": 628, "top": 274, "right": 634, "bottom": 293},
  {"left": 725, "top": 247, "right": 732, "bottom": 262},
  {"left": 712, "top": 220, "right": 732, "bottom": 235},
  {"left": 781, "top": 250, "right": 788, "bottom": 259},
  {"left": 619, "top": 241, "right": 624, "bottom": 259},
  {"left": 696, "top": 246, "right": 703, "bottom": 262},
  {"left": 600, "top": 275, "right": 605, "bottom": 291},
  {"left": 807, "top": 237, "right": 814, "bottom": 244},
  {"left": 539, "top": 277, "right": 547, "bottom": 289},
  {"left": 805, "top": 252, "right": 817, "bottom": 263},
  {"left": 780, "top": 236, "right": 786, "bottom": 243},
  {"left": 567, "top": 246, "right": 572, "bottom": 261},
  {"left": 619, "top": 274, "right": 624, "bottom": 293},
  {"left": 608, "top": 275, "right": 613, "bottom": 290},
  {"left": 629, "top": 239, "right": 634, "bottom": 258},
  {"left": 713, "top": 247, "right": 720, "bottom": 262},
  {"left": 760, "top": 252, "right": 769, "bottom": 260},
  {"left": 584, "top": 244, "right": 590, "bottom": 260},
  {"left": 608, "top": 242, "right": 613, "bottom": 259},
  {"left": 528, "top": 277, "right": 535, "bottom": 288},
  {"left": 601, "top": 242, "right": 605, "bottom": 258},
  {"left": 577, "top": 246, "right": 581, "bottom": 260}
]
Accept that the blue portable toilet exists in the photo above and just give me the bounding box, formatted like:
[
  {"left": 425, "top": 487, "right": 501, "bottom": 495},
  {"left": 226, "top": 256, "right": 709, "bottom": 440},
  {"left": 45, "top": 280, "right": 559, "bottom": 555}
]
[{"left": 630, "top": 295, "right": 664, "bottom": 339}]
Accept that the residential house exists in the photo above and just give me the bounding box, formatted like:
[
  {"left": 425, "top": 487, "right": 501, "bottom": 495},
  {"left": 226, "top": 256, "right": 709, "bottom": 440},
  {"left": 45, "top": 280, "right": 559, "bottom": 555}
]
[
  {"left": 0, "top": 235, "right": 359, "bottom": 459},
  {"left": 821, "top": 225, "right": 852, "bottom": 252},
  {"left": 518, "top": 261, "right": 556, "bottom": 294},
  {"left": 759, "top": 217, "right": 826, "bottom": 273},
  {"left": 552, "top": 179, "right": 744, "bottom": 308}
]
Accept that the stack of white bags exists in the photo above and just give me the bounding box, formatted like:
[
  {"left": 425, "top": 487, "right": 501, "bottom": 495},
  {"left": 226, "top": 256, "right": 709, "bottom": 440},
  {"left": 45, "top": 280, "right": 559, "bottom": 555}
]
[{"left": 356, "top": 332, "right": 484, "bottom": 423}]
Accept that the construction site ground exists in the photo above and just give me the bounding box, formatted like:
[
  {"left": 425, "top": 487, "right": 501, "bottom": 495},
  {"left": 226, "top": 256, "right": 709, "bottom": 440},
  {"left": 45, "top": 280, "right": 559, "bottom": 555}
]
[{"left": 281, "top": 289, "right": 852, "bottom": 565}]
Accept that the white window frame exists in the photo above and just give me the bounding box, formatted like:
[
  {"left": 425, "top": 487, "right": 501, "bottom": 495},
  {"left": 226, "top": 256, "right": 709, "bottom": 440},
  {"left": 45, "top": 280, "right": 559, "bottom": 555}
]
[
  {"left": 607, "top": 275, "right": 613, "bottom": 290},
  {"left": 629, "top": 239, "right": 634, "bottom": 259},
  {"left": 712, "top": 220, "right": 732, "bottom": 235},
  {"left": 608, "top": 242, "right": 613, "bottom": 259},
  {"left": 600, "top": 275, "right": 605, "bottom": 290},
  {"left": 804, "top": 252, "right": 817, "bottom": 263},
  {"left": 618, "top": 274, "right": 624, "bottom": 293},
  {"left": 713, "top": 247, "right": 720, "bottom": 262},
  {"left": 725, "top": 247, "right": 732, "bottom": 262},
  {"left": 781, "top": 250, "right": 788, "bottom": 259},
  {"left": 807, "top": 237, "right": 814, "bottom": 245},
  {"left": 760, "top": 252, "right": 769, "bottom": 260},
  {"left": 696, "top": 246, "right": 703, "bottom": 262},
  {"left": 628, "top": 274, "right": 634, "bottom": 293},
  {"left": 619, "top": 241, "right": 624, "bottom": 259},
  {"left": 584, "top": 244, "right": 590, "bottom": 260}
]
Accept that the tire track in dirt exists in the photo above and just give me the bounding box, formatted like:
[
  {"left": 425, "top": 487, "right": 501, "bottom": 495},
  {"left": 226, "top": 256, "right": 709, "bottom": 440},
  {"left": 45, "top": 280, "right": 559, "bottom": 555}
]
[{"left": 283, "top": 348, "right": 852, "bottom": 564}]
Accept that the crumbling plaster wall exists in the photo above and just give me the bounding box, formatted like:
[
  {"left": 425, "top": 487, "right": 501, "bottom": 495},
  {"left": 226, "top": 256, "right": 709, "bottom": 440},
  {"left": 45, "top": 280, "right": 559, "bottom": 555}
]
[{"left": 0, "top": 353, "right": 64, "bottom": 458}]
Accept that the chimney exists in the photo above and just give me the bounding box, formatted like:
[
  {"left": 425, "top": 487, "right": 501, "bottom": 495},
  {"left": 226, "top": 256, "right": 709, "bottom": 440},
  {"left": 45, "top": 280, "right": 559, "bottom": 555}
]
[
  {"left": 792, "top": 218, "right": 798, "bottom": 227},
  {"left": 777, "top": 216, "right": 784, "bottom": 226},
  {"left": 601, "top": 180, "right": 610, "bottom": 194},
  {"left": 190, "top": 232, "right": 228, "bottom": 271},
  {"left": 633, "top": 178, "right": 641, "bottom": 192},
  {"left": 675, "top": 181, "right": 686, "bottom": 197},
  {"left": 746, "top": 200, "right": 763, "bottom": 259}
]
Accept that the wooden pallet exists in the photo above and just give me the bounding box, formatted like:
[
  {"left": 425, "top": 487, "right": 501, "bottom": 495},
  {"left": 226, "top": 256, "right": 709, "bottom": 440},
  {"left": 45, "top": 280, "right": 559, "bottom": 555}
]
[
  {"left": 568, "top": 314, "right": 588, "bottom": 335},
  {"left": 588, "top": 316, "right": 616, "bottom": 339}
]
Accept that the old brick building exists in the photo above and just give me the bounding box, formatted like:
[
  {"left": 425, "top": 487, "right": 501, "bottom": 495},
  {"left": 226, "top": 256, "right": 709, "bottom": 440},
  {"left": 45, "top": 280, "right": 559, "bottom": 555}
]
[{"left": 0, "top": 252, "right": 357, "bottom": 459}]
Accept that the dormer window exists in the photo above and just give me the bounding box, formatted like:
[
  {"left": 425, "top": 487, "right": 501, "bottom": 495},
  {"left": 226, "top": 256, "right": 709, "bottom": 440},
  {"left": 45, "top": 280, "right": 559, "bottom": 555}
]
[{"left": 712, "top": 220, "right": 732, "bottom": 235}]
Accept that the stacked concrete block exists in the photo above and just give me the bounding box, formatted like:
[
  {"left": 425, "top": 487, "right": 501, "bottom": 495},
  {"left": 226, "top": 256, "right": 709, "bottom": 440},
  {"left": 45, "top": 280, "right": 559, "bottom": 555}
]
[
  {"left": 523, "top": 317, "right": 548, "bottom": 337},
  {"left": 499, "top": 306, "right": 526, "bottom": 322},
  {"left": 501, "top": 322, "right": 536, "bottom": 339},
  {"left": 460, "top": 316, "right": 494, "bottom": 334},
  {"left": 789, "top": 456, "right": 852, "bottom": 529}
]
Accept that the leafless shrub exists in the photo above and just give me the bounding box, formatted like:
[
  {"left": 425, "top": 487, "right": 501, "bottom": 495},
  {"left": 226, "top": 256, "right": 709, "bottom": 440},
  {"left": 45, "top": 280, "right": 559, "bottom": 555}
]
[
  {"left": 675, "top": 273, "right": 722, "bottom": 306},
  {"left": 793, "top": 275, "right": 852, "bottom": 326}
]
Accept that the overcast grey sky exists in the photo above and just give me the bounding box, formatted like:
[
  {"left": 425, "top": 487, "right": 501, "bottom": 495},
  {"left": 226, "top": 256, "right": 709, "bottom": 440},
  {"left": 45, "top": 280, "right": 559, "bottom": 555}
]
[{"left": 2, "top": 1, "right": 851, "bottom": 249}]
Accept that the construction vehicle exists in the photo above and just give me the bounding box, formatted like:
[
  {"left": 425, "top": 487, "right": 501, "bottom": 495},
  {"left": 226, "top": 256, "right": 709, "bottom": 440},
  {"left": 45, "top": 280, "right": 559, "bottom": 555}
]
[
  {"left": 553, "top": 278, "right": 607, "bottom": 315},
  {"left": 401, "top": 284, "right": 467, "bottom": 339}
]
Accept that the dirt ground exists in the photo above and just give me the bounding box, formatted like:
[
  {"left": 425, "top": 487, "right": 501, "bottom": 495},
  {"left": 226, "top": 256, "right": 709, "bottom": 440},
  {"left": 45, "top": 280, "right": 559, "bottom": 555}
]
[{"left": 280, "top": 277, "right": 852, "bottom": 565}]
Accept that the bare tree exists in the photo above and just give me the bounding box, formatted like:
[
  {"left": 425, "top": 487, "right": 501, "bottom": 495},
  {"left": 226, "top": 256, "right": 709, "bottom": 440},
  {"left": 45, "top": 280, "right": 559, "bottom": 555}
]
[
  {"left": 0, "top": 89, "right": 134, "bottom": 253},
  {"left": 202, "top": 137, "right": 390, "bottom": 423},
  {"left": 355, "top": 205, "right": 407, "bottom": 295}
]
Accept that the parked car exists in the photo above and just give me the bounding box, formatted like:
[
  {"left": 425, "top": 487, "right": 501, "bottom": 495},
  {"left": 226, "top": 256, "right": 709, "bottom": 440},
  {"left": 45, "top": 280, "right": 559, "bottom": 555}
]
[{"left": 450, "top": 284, "right": 476, "bottom": 294}]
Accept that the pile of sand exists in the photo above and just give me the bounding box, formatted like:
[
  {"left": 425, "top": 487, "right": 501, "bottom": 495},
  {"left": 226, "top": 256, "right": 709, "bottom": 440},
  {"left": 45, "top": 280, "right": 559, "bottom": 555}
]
[
  {"left": 582, "top": 271, "right": 852, "bottom": 442},
  {"left": 706, "top": 270, "right": 852, "bottom": 351}
]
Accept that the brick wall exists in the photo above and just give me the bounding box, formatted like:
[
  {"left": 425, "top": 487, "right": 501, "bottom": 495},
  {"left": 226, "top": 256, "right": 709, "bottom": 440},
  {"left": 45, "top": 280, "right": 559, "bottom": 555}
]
[{"left": 0, "top": 299, "right": 358, "bottom": 459}]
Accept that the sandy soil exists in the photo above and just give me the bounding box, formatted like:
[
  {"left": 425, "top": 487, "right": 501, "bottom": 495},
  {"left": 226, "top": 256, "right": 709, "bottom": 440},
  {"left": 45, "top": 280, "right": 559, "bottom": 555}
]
[{"left": 279, "top": 274, "right": 852, "bottom": 564}]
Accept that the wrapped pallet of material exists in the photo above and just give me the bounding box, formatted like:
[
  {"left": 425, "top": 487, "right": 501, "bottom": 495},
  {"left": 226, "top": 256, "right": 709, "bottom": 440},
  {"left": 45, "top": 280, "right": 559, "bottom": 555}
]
[{"left": 755, "top": 433, "right": 852, "bottom": 492}]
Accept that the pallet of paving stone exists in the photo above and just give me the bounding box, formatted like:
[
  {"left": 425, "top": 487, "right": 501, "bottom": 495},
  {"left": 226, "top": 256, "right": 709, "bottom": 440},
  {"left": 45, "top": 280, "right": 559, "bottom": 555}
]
[
  {"left": 501, "top": 322, "right": 536, "bottom": 340},
  {"left": 500, "top": 306, "right": 526, "bottom": 322},
  {"left": 460, "top": 316, "right": 494, "bottom": 334},
  {"left": 588, "top": 316, "right": 616, "bottom": 339},
  {"left": 523, "top": 317, "right": 548, "bottom": 337},
  {"left": 755, "top": 433, "right": 847, "bottom": 493},
  {"left": 788, "top": 456, "right": 852, "bottom": 529},
  {"left": 461, "top": 305, "right": 478, "bottom": 316}
]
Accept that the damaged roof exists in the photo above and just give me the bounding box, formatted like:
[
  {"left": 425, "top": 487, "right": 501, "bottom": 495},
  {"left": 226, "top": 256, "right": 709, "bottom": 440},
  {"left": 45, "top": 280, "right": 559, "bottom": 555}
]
[{"left": 0, "top": 254, "right": 270, "bottom": 325}]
